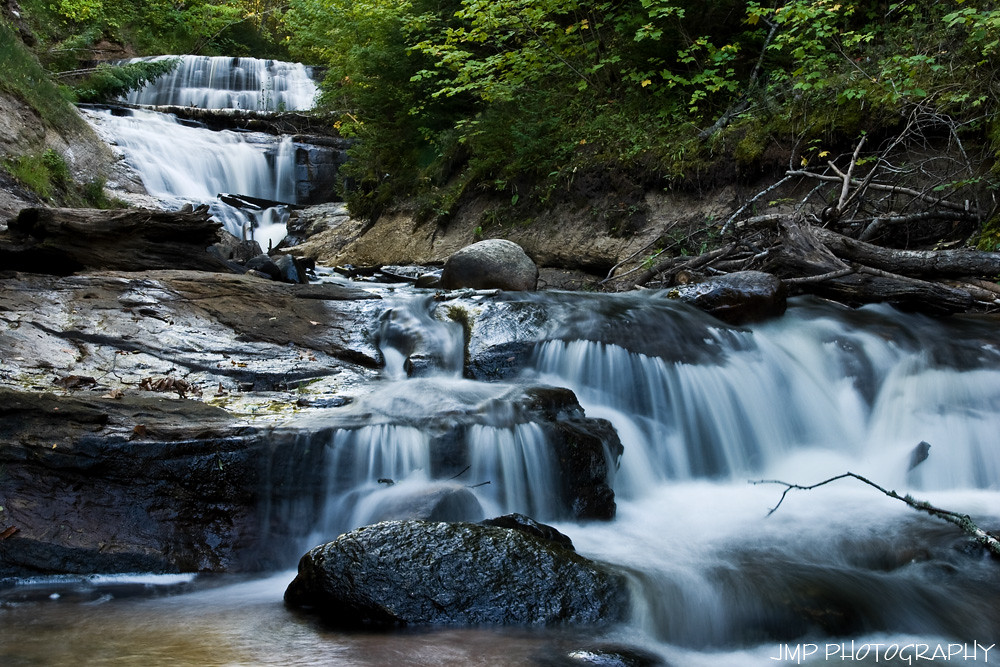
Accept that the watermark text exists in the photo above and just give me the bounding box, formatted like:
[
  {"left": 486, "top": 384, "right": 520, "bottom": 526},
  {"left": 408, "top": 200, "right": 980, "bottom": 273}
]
[{"left": 771, "top": 641, "right": 995, "bottom": 664}]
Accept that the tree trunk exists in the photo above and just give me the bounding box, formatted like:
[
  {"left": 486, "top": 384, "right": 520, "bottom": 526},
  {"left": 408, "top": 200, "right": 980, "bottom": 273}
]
[
  {"left": 813, "top": 226, "right": 1000, "bottom": 279},
  {"left": 763, "top": 220, "right": 973, "bottom": 315},
  {"left": 1, "top": 206, "right": 229, "bottom": 274}
]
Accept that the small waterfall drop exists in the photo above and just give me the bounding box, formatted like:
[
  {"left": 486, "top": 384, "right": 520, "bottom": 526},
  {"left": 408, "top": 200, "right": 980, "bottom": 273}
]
[
  {"left": 529, "top": 297, "right": 1000, "bottom": 495},
  {"left": 123, "top": 55, "right": 318, "bottom": 111}
]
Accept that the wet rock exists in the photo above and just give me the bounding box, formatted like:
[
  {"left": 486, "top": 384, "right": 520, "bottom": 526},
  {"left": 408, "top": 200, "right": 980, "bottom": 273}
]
[
  {"left": 481, "top": 513, "right": 574, "bottom": 551},
  {"left": 283, "top": 202, "right": 360, "bottom": 253},
  {"left": 415, "top": 271, "right": 441, "bottom": 288},
  {"left": 667, "top": 270, "right": 787, "bottom": 325},
  {"left": 232, "top": 239, "right": 265, "bottom": 263},
  {"left": 533, "top": 644, "right": 668, "bottom": 667},
  {"left": 365, "top": 483, "right": 484, "bottom": 523},
  {"left": 440, "top": 239, "right": 539, "bottom": 291},
  {"left": 0, "top": 389, "right": 269, "bottom": 576},
  {"left": 0, "top": 270, "right": 383, "bottom": 398},
  {"left": 293, "top": 142, "right": 347, "bottom": 205},
  {"left": 273, "top": 253, "right": 308, "bottom": 284},
  {"left": 245, "top": 254, "right": 281, "bottom": 280},
  {"left": 284, "top": 519, "right": 628, "bottom": 627}
]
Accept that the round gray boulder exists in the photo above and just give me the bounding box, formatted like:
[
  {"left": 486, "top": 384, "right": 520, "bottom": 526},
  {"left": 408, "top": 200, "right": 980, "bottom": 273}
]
[
  {"left": 439, "top": 239, "right": 538, "bottom": 291},
  {"left": 284, "top": 519, "right": 628, "bottom": 627}
]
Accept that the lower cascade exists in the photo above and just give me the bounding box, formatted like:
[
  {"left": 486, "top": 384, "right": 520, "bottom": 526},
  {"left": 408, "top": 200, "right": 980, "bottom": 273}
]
[{"left": 2, "top": 284, "right": 999, "bottom": 663}]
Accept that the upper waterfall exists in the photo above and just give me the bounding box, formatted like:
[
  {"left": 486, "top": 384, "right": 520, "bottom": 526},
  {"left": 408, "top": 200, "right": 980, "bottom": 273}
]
[{"left": 123, "top": 55, "right": 318, "bottom": 111}]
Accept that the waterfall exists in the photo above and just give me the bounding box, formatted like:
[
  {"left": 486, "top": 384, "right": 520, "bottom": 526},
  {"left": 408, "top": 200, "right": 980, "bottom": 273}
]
[
  {"left": 521, "top": 296, "right": 1000, "bottom": 650},
  {"left": 123, "top": 55, "right": 317, "bottom": 111},
  {"left": 5, "top": 286, "right": 1000, "bottom": 663},
  {"left": 530, "top": 298, "right": 1000, "bottom": 495},
  {"left": 86, "top": 56, "right": 324, "bottom": 250}
]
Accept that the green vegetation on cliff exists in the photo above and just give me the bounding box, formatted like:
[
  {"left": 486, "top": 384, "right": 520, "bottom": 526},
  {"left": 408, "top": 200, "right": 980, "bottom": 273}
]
[
  {"left": 0, "top": 20, "right": 81, "bottom": 131},
  {"left": 284, "top": 0, "right": 1000, "bottom": 230},
  {"left": 17, "top": 0, "right": 290, "bottom": 62}
]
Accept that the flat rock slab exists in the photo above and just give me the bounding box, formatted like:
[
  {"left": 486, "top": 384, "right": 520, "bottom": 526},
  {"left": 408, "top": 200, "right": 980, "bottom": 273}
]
[
  {"left": 285, "top": 519, "right": 628, "bottom": 627},
  {"left": 1, "top": 207, "right": 229, "bottom": 274},
  {"left": 0, "top": 270, "right": 383, "bottom": 408}
]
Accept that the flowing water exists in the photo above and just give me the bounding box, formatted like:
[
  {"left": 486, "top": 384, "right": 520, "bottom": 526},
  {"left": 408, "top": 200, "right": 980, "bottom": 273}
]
[
  {"left": 2, "top": 292, "right": 999, "bottom": 665},
  {"left": 123, "top": 55, "right": 318, "bottom": 111},
  {"left": 85, "top": 55, "right": 320, "bottom": 250},
  {"left": 4, "top": 57, "right": 1000, "bottom": 665}
]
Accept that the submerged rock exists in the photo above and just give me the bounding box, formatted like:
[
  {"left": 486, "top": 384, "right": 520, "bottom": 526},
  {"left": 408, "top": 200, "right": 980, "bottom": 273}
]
[
  {"left": 363, "top": 483, "right": 485, "bottom": 524},
  {"left": 284, "top": 519, "right": 628, "bottom": 627},
  {"left": 440, "top": 239, "right": 539, "bottom": 291}
]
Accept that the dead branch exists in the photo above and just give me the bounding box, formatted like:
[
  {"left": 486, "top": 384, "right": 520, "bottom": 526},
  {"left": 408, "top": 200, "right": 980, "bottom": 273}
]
[
  {"left": 750, "top": 471, "right": 1000, "bottom": 557},
  {"left": 635, "top": 243, "right": 737, "bottom": 287},
  {"left": 721, "top": 178, "right": 793, "bottom": 235},
  {"left": 812, "top": 226, "right": 1000, "bottom": 279},
  {"left": 781, "top": 267, "right": 854, "bottom": 285},
  {"left": 832, "top": 136, "right": 867, "bottom": 216},
  {"left": 785, "top": 170, "right": 971, "bottom": 213}
]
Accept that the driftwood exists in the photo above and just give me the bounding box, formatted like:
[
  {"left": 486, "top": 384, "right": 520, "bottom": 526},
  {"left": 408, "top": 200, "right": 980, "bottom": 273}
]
[
  {"left": 635, "top": 119, "right": 999, "bottom": 314},
  {"left": 762, "top": 219, "right": 974, "bottom": 314},
  {"left": 635, "top": 243, "right": 737, "bottom": 287},
  {"left": 812, "top": 226, "right": 1000, "bottom": 279},
  {"left": 220, "top": 193, "right": 303, "bottom": 211},
  {"left": 752, "top": 471, "right": 1000, "bottom": 557},
  {"left": 1, "top": 206, "right": 229, "bottom": 274}
]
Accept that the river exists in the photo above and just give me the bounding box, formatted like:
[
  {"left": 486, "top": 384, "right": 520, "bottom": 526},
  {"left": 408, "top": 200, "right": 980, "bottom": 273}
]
[{"left": 1, "top": 56, "right": 998, "bottom": 666}]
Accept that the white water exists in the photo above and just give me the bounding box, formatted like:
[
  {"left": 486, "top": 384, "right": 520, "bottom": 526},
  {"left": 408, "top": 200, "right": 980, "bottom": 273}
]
[
  {"left": 124, "top": 55, "right": 318, "bottom": 111},
  {"left": 86, "top": 55, "right": 321, "bottom": 249},
  {"left": 2, "top": 294, "right": 999, "bottom": 664}
]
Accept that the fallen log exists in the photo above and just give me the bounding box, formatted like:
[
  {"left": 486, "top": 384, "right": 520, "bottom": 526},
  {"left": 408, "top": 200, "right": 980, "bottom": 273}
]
[
  {"left": 1, "top": 206, "right": 230, "bottom": 275},
  {"left": 763, "top": 220, "right": 973, "bottom": 315},
  {"left": 813, "top": 226, "right": 1000, "bottom": 279}
]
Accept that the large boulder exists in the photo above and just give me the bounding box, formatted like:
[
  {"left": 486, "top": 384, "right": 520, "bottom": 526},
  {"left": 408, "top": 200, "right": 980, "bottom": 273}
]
[
  {"left": 440, "top": 239, "right": 539, "bottom": 291},
  {"left": 667, "top": 270, "right": 787, "bottom": 325},
  {"left": 284, "top": 519, "right": 628, "bottom": 627}
]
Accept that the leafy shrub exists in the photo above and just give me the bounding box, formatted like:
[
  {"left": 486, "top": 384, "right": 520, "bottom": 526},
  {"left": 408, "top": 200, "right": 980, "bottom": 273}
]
[{"left": 71, "top": 58, "right": 180, "bottom": 103}]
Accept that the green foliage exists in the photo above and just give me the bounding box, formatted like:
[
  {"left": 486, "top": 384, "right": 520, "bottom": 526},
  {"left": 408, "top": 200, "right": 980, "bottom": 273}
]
[
  {"left": 17, "top": 0, "right": 289, "bottom": 61},
  {"left": 71, "top": 58, "right": 180, "bottom": 103},
  {"left": 0, "top": 20, "right": 81, "bottom": 132},
  {"left": 2, "top": 148, "right": 120, "bottom": 208},
  {"left": 3, "top": 149, "right": 70, "bottom": 201},
  {"left": 281, "top": 0, "right": 1000, "bottom": 226},
  {"left": 975, "top": 216, "right": 1000, "bottom": 252}
]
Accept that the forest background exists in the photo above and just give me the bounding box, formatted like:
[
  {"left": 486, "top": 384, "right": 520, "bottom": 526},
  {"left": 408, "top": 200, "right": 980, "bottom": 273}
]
[{"left": 4, "top": 0, "right": 1000, "bottom": 252}]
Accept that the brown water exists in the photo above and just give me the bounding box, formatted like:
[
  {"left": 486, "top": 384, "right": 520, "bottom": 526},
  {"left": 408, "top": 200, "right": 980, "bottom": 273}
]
[{"left": 0, "top": 572, "right": 609, "bottom": 666}]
